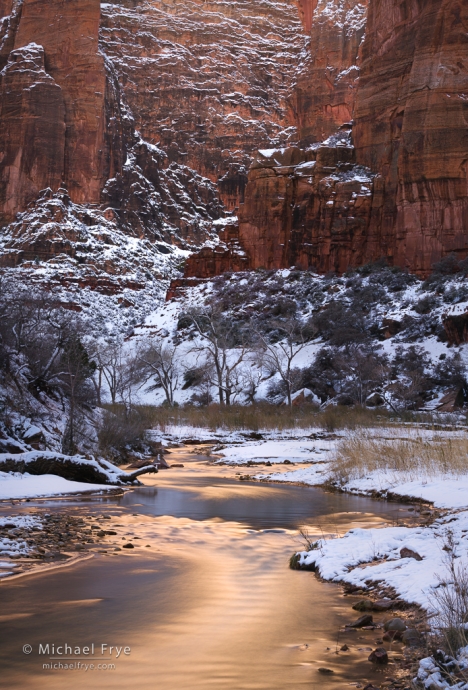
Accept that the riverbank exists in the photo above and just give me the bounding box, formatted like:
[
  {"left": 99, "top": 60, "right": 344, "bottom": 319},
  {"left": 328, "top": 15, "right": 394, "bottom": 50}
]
[
  {"left": 193, "top": 425, "right": 468, "bottom": 690},
  {"left": 2, "top": 430, "right": 468, "bottom": 688}
]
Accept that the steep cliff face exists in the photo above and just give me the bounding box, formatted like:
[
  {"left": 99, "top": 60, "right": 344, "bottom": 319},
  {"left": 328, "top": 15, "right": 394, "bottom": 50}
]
[
  {"left": 99, "top": 0, "right": 305, "bottom": 210},
  {"left": 184, "top": 0, "right": 468, "bottom": 280},
  {"left": 184, "top": 0, "right": 373, "bottom": 277},
  {"left": 0, "top": 43, "right": 66, "bottom": 221},
  {"left": 183, "top": 133, "right": 378, "bottom": 277},
  {"left": 0, "top": 0, "right": 224, "bottom": 250},
  {"left": 0, "top": 0, "right": 113, "bottom": 222},
  {"left": 353, "top": 0, "right": 468, "bottom": 274},
  {"left": 292, "top": 0, "right": 367, "bottom": 145}
]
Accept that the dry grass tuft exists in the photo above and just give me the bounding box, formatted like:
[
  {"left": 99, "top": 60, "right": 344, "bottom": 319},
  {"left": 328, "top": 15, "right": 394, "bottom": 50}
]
[
  {"left": 135, "top": 403, "right": 396, "bottom": 433},
  {"left": 330, "top": 429, "right": 468, "bottom": 482}
]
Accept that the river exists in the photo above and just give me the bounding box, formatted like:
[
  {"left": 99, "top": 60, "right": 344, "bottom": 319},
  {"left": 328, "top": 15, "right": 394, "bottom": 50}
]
[{"left": 0, "top": 447, "right": 415, "bottom": 689}]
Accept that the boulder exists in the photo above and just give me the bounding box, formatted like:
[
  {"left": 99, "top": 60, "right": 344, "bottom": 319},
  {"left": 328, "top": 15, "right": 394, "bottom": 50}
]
[
  {"left": 352, "top": 599, "right": 374, "bottom": 612},
  {"left": 402, "top": 629, "right": 421, "bottom": 647},
  {"left": 400, "top": 547, "right": 423, "bottom": 561},
  {"left": 384, "top": 618, "right": 406, "bottom": 632},
  {"left": 372, "top": 599, "right": 394, "bottom": 611},
  {"left": 435, "top": 388, "right": 465, "bottom": 413}
]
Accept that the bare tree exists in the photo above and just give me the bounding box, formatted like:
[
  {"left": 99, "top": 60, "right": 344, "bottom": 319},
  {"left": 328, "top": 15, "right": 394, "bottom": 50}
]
[
  {"left": 253, "top": 318, "right": 309, "bottom": 408},
  {"left": 88, "top": 340, "right": 142, "bottom": 408},
  {"left": 57, "top": 335, "right": 96, "bottom": 455},
  {"left": 183, "top": 307, "right": 247, "bottom": 405},
  {"left": 137, "top": 338, "right": 180, "bottom": 406},
  {"left": 333, "top": 344, "right": 388, "bottom": 406},
  {"left": 239, "top": 352, "right": 265, "bottom": 404}
]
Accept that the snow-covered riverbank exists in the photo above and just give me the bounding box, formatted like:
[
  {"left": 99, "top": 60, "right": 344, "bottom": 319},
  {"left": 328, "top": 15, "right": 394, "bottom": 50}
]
[
  {"left": 190, "top": 425, "right": 468, "bottom": 612},
  {"left": 203, "top": 424, "right": 468, "bottom": 689}
]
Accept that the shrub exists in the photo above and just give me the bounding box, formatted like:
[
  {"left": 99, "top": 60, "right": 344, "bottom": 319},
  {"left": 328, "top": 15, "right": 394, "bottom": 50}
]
[
  {"left": 413, "top": 294, "right": 439, "bottom": 314},
  {"left": 98, "top": 407, "right": 149, "bottom": 463}
]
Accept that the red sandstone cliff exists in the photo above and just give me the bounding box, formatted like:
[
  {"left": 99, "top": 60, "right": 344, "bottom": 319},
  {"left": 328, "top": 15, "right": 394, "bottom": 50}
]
[
  {"left": 1, "top": 0, "right": 467, "bottom": 285},
  {"left": 183, "top": 0, "right": 468, "bottom": 280},
  {"left": 0, "top": 0, "right": 113, "bottom": 223},
  {"left": 99, "top": 0, "right": 304, "bottom": 210},
  {"left": 353, "top": 0, "right": 468, "bottom": 274},
  {"left": 292, "top": 0, "right": 367, "bottom": 145}
]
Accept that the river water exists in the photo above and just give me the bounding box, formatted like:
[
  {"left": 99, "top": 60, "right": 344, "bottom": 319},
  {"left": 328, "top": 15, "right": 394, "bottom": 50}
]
[{"left": 0, "top": 449, "right": 414, "bottom": 690}]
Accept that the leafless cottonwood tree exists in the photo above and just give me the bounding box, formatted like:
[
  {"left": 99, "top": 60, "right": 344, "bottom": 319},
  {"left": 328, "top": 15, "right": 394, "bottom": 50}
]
[
  {"left": 90, "top": 340, "right": 139, "bottom": 406},
  {"left": 253, "top": 318, "right": 310, "bottom": 408},
  {"left": 136, "top": 338, "right": 180, "bottom": 407},
  {"left": 58, "top": 335, "right": 96, "bottom": 455},
  {"left": 183, "top": 307, "right": 247, "bottom": 405},
  {"left": 333, "top": 344, "right": 389, "bottom": 406},
  {"left": 239, "top": 352, "right": 265, "bottom": 404}
]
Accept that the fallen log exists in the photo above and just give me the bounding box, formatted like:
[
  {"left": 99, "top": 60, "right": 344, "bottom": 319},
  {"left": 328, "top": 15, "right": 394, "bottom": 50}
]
[{"left": 0, "top": 452, "right": 158, "bottom": 485}]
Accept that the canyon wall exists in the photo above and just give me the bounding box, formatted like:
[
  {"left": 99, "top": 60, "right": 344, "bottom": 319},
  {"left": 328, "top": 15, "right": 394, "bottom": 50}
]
[
  {"left": 184, "top": 0, "right": 468, "bottom": 279},
  {"left": 292, "top": 0, "right": 367, "bottom": 145},
  {"left": 0, "top": 0, "right": 225, "bottom": 246},
  {"left": 1, "top": 0, "right": 467, "bottom": 281},
  {"left": 353, "top": 0, "right": 468, "bottom": 274},
  {"left": 99, "top": 0, "right": 304, "bottom": 210},
  {"left": 0, "top": 0, "right": 114, "bottom": 223}
]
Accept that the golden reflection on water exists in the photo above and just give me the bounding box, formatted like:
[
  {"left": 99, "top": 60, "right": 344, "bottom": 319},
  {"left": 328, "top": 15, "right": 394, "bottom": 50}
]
[{"left": 0, "top": 456, "right": 409, "bottom": 690}]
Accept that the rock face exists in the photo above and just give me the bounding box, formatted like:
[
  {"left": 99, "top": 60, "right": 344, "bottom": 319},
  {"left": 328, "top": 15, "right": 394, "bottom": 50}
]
[
  {"left": 1, "top": 0, "right": 468, "bottom": 284},
  {"left": 0, "top": 0, "right": 113, "bottom": 222},
  {"left": 183, "top": 133, "right": 378, "bottom": 277},
  {"left": 99, "top": 0, "right": 304, "bottom": 210},
  {"left": 183, "top": 0, "right": 468, "bottom": 280},
  {"left": 353, "top": 0, "right": 468, "bottom": 274},
  {"left": 292, "top": 0, "right": 367, "bottom": 145},
  {"left": 0, "top": 0, "right": 225, "bottom": 244},
  {"left": 0, "top": 43, "right": 66, "bottom": 222}
]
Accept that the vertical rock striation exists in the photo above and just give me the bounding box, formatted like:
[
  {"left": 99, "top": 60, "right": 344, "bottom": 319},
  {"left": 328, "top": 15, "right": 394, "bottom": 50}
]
[
  {"left": 292, "top": 0, "right": 367, "bottom": 144},
  {"left": 183, "top": 0, "right": 468, "bottom": 280},
  {"left": 99, "top": 0, "right": 305, "bottom": 210},
  {"left": 0, "top": 0, "right": 111, "bottom": 223},
  {"left": 353, "top": 0, "right": 468, "bottom": 273},
  {"left": 0, "top": 43, "right": 66, "bottom": 221}
]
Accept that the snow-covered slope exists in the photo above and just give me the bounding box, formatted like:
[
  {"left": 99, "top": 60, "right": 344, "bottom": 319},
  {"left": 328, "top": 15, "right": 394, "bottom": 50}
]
[{"left": 132, "top": 265, "right": 468, "bottom": 408}]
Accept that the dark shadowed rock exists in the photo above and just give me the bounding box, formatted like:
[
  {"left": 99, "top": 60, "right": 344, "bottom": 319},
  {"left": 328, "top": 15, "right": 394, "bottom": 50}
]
[
  {"left": 352, "top": 599, "right": 374, "bottom": 612},
  {"left": 350, "top": 614, "right": 373, "bottom": 628},
  {"left": 368, "top": 647, "right": 388, "bottom": 664},
  {"left": 400, "top": 547, "right": 423, "bottom": 561}
]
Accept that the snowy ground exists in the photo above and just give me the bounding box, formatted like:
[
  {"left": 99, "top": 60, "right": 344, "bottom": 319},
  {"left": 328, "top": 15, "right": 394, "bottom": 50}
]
[
  {"left": 0, "top": 514, "right": 43, "bottom": 564},
  {"left": 217, "top": 439, "right": 334, "bottom": 464},
  {"left": 0, "top": 473, "right": 113, "bottom": 501}
]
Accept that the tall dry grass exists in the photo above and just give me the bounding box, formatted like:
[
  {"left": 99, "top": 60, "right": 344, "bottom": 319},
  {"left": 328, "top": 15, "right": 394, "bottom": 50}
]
[
  {"left": 330, "top": 429, "right": 468, "bottom": 482},
  {"left": 135, "top": 403, "right": 396, "bottom": 433}
]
